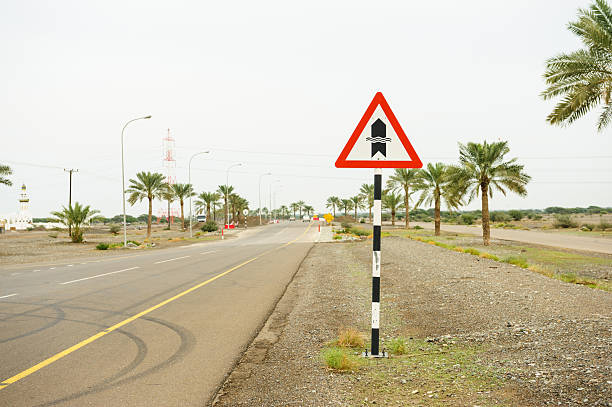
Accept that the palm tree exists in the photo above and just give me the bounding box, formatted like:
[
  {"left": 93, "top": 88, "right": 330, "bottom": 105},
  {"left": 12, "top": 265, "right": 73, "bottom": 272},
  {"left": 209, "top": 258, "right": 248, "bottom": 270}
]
[
  {"left": 387, "top": 168, "right": 420, "bottom": 229},
  {"left": 126, "top": 171, "right": 166, "bottom": 239},
  {"left": 359, "top": 184, "right": 374, "bottom": 223},
  {"left": 416, "top": 163, "right": 461, "bottom": 236},
  {"left": 350, "top": 195, "right": 364, "bottom": 220},
  {"left": 171, "top": 183, "right": 194, "bottom": 230},
  {"left": 340, "top": 199, "right": 353, "bottom": 217},
  {"left": 195, "top": 191, "right": 219, "bottom": 221},
  {"left": 326, "top": 196, "right": 340, "bottom": 218},
  {"left": 382, "top": 191, "right": 404, "bottom": 226},
  {"left": 447, "top": 141, "right": 531, "bottom": 245},
  {"left": 542, "top": 0, "right": 612, "bottom": 131},
  {"left": 0, "top": 164, "right": 12, "bottom": 186},
  {"left": 290, "top": 202, "right": 299, "bottom": 219},
  {"left": 303, "top": 205, "right": 314, "bottom": 216},
  {"left": 51, "top": 202, "right": 100, "bottom": 243},
  {"left": 297, "top": 200, "right": 305, "bottom": 217},
  {"left": 279, "top": 205, "right": 288, "bottom": 219},
  {"left": 217, "top": 185, "right": 234, "bottom": 226}
]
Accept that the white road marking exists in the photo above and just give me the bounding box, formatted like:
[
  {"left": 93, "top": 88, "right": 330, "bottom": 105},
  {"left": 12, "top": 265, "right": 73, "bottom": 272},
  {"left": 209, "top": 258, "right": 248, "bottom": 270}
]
[
  {"left": 0, "top": 293, "right": 18, "bottom": 299},
  {"left": 59, "top": 267, "right": 140, "bottom": 285},
  {"left": 67, "top": 264, "right": 73, "bottom": 267},
  {"left": 81, "top": 263, "right": 87, "bottom": 265},
  {"left": 154, "top": 256, "right": 191, "bottom": 264},
  {"left": 10, "top": 273, "right": 21, "bottom": 276},
  {"left": 33, "top": 270, "right": 40, "bottom": 272},
  {"left": 200, "top": 251, "right": 219, "bottom": 255},
  {"left": 49, "top": 267, "right": 56, "bottom": 270}
]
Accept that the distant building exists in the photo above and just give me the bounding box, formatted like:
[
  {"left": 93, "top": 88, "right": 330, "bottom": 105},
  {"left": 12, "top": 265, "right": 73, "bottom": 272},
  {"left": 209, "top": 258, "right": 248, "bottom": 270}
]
[{"left": 1, "top": 184, "right": 33, "bottom": 231}]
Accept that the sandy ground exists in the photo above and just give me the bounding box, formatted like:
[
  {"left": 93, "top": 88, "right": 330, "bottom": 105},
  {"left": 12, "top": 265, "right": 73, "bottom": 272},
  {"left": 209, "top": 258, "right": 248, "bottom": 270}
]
[
  {"left": 213, "top": 237, "right": 611, "bottom": 406},
  {"left": 412, "top": 222, "right": 612, "bottom": 255}
]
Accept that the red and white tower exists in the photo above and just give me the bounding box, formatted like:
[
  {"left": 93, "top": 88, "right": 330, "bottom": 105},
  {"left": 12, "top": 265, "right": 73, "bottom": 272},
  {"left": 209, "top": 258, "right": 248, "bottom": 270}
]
[{"left": 158, "top": 129, "right": 179, "bottom": 224}]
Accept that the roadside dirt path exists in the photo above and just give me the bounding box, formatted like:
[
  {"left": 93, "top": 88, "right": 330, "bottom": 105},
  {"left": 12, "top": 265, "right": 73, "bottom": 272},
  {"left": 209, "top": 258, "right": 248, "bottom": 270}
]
[
  {"left": 413, "top": 222, "right": 612, "bottom": 255},
  {"left": 213, "top": 237, "right": 611, "bottom": 406}
]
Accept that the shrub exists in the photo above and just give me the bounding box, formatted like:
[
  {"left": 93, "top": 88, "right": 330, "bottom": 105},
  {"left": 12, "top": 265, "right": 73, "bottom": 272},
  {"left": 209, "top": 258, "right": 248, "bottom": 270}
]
[
  {"left": 413, "top": 225, "right": 423, "bottom": 230},
  {"left": 508, "top": 210, "right": 524, "bottom": 221},
  {"left": 48, "top": 233, "right": 58, "bottom": 238},
  {"left": 479, "top": 252, "right": 500, "bottom": 261},
  {"left": 349, "top": 227, "right": 370, "bottom": 237},
  {"left": 321, "top": 347, "right": 355, "bottom": 370},
  {"left": 109, "top": 225, "right": 120, "bottom": 235},
  {"left": 459, "top": 214, "right": 475, "bottom": 225},
  {"left": 96, "top": 243, "right": 109, "bottom": 250},
  {"left": 201, "top": 220, "right": 218, "bottom": 232},
  {"left": 335, "top": 328, "right": 365, "bottom": 348},
  {"left": 597, "top": 220, "right": 612, "bottom": 231},
  {"left": 359, "top": 218, "right": 365, "bottom": 223},
  {"left": 490, "top": 212, "right": 511, "bottom": 222},
  {"left": 127, "top": 240, "right": 140, "bottom": 246},
  {"left": 581, "top": 224, "right": 595, "bottom": 231},
  {"left": 553, "top": 214, "right": 577, "bottom": 228},
  {"left": 333, "top": 235, "right": 342, "bottom": 240},
  {"left": 340, "top": 221, "right": 351, "bottom": 229},
  {"left": 464, "top": 247, "right": 480, "bottom": 256},
  {"left": 503, "top": 256, "right": 529, "bottom": 268},
  {"left": 388, "top": 337, "right": 409, "bottom": 355}
]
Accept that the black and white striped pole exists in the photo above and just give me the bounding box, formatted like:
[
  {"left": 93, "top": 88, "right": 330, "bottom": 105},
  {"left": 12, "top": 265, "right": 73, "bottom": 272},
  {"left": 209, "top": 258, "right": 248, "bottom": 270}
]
[{"left": 366, "top": 168, "right": 386, "bottom": 357}]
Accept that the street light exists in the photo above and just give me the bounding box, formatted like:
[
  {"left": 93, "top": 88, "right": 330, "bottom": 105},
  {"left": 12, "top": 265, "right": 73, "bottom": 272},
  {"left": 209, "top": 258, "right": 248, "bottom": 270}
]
[
  {"left": 224, "top": 163, "right": 242, "bottom": 239},
  {"left": 121, "top": 115, "right": 152, "bottom": 247},
  {"left": 188, "top": 150, "right": 210, "bottom": 238},
  {"left": 269, "top": 179, "right": 280, "bottom": 223},
  {"left": 258, "top": 172, "right": 271, "bottom": 225}
]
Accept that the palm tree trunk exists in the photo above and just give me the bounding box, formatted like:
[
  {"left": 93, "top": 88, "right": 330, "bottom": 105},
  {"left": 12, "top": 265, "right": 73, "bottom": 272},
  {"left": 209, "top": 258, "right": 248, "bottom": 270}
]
[
  {"left": 207, "top": 204, "right": 211, "bottom": 222},
  {"left": 404, "top": 186, "right": 410, "bottom": 229},
  {"left": 481, "top": 183, "right": 490, "bottom": 246},
  {"left": 180, "top": 200, "right": 185, "bottom": 230},
  {"left": 369, "top": 205, "right": 372, "bottom": 224},
  {"left": 434, "top": 189, "right": 441, "bottom": 236},
  {"left": 147, "top": 197, "right": 153, "bottom": 239},
  {"left": 166, "top": 199, "right": 171, "bottom": 230},
  {"left": 354, "top": 206, "right": 357, "bottom": 220},
  {"left": 392, "top": 209, "right": 396, "bottom": 226},
  {"left": 333, "top": 205, "right": 336, "bottom": 218}
]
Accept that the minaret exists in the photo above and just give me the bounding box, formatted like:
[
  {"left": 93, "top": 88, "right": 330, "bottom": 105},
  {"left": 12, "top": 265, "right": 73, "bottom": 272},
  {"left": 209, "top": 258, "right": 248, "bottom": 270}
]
[{"left": 19, "top": 184, "right": 29, "bottom": 212}]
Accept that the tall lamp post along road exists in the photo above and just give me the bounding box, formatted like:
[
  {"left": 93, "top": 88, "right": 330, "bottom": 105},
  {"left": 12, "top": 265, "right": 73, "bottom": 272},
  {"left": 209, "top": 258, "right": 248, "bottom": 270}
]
[
  {"left": 224, "top": 163, "right": 242, "bottom": 239},
  {"left": 121, "top": 115, "right": 152, "bottom": 247},
  {"left": 258, "top": 172, "right": 271, "bottom": 225},
  {"left": 269, "top": 179, "right": 280, "bottom": 223},
  {"left": 188, "top": 150, "right": 210, "bottom": 238}
]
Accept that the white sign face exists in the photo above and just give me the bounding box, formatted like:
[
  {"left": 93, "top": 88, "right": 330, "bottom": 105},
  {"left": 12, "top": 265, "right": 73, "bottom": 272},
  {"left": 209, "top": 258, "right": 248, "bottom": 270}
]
[
  {"left": 243, "top": 209, "right": 248, "bottom": 215},
  {"left": 345, "top": 106, "right": 413, "bottom": 162}
]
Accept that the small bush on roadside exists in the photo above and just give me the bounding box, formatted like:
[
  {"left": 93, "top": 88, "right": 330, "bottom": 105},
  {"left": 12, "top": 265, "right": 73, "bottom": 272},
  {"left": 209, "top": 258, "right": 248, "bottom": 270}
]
[
  {"left": 388, "top": 337, "right": 409, "bottom": 355},
  {"left": 109, "top": 225, "right": 120, "bottom": 235},
  {"left": 48, "top": 233, "right": 58, "bottom": 238},
  {"left": 459, "top": 214, "right": 475, "bottom": 225},
  {"left": 490, "top": 212, "right": 511, "bottom": 222},
  {"left": 479, "top": 252, "right": 500, "bottom": 261},
  {"left": 127, "top": 240, "right": 140, "bottom": 246},
  {"left": 340, "top": 221, "right": 351, "bottom": 229},
  {"left": 597, "top": 220, "right": 612, "bottom": 231},
  {"left": 333, "top": 235, "right": 342, "bottom": 240},
  {"left": 413, "top": 225, "right": 423, "bottom": 230},
  {"left": 464, "top": 247, "right": 480, "bottom": 256},
  {"left": 453, "top": 246, "right": 465, "bottom": 253},
  {"left": 553, "top": 214, "right": 577, "bottom": 228},
  {"left": 359, "top": 218, "right": 365, "bottom": 223},
  {"left": 201, "top": 220, "right": 218, "bottom": 232},
  {"left": 581, "top": 223, "right": 595, "bottom": 231},
  {"left": 336, "top": 328, "right": 365, "bottom": 348},
  {"left": 503, "top": 256, "right": 529, "bottom": 268},
  {"left": 349, "top": 227, "right": 370, "bottom": 237},
  {"left": 321, "top": 347, "right": 356, "bottom": 370},
  {"left": 96, "top": 243, "right": 109, "bottom": 250}
]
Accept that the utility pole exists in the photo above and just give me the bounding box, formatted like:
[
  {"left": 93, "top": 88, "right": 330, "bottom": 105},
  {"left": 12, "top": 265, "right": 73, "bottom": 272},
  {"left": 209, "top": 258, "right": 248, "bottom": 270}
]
[{"left": 64, "top": 168, "right": 78, "bottom": 236}]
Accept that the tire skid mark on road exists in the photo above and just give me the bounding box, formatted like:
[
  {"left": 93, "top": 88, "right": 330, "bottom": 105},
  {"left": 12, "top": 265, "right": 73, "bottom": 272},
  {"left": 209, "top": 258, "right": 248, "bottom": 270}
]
[
  {"left": 0, "top": 305, "right": 65, "bottom": 344},
  {"left": 0, "top": 223, "right": 312, "bottom": 391},
  {"left": 59, "top": 267, "right": 140, "bottom": 285},
  {"left": 32, "top": 317, "right": 194, "bottom": 407}
]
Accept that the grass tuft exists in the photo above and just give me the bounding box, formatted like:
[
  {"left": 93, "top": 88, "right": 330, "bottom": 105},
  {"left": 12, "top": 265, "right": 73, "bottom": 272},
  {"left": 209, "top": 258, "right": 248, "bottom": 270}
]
[
  {"left": 388, "top": 337, "right": 409, "bottom": 355},
  {"left": 463, "top": 247, "right": 480, "bottom": 256},
  {"left": 479, "top": 252, "right": 500, "bottom": 261},
  {"left": 321, "top": 347, "right": 357, "bottom": 370},
  {"left": 503, "top": 256, "right": 529, "bottom": 268},
  {"left": 95, "top": 243, "right": 109, "bottom": 250}
]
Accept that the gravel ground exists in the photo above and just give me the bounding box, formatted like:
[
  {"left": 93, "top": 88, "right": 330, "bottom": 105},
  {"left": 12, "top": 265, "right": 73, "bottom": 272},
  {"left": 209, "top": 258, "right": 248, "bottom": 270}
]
[{"left": 213, "top": 236, "right": 611, "bottom": 406}]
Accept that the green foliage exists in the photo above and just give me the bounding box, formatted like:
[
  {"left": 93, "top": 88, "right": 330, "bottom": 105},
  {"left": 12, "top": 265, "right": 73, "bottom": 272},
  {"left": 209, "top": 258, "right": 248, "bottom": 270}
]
[
  {"left": 332, "top": 234, "right": 342, "bottom": 240},
  {"left": 464, "top": 247, "right": 481, "bottom": 256},
  {"left": 459, "top": 213, "right": 475, "bottom": 225},
  {"left": 51, "top": 202, "right": 100, "bottom": 243},
  {"left": 490, "top": 212, "right": 511, "bottom": 222},
  {"left": 0, "top": 164, "right": 12, "bottom": 187},
  {"left": 508, "top": 210, "right": 524, "bottom": 221},
  {"left": 48, "top": 233, "right": 58, "bottom": 238},
  {"left": 340, "top": 221, "right": 351, "bottom": 229},
  {"left": 96, "top": 243, "right": 109, "bottom": 250},
  {"left": 321, "top": 347, "right": 356, "bottom": 370},
  {"left": 388, "top": 337, "right": 409, "bottom": 355},
  {"left": 542, "top": 0, "right": 612, "bottom": 131},
  {"left": 109, "top": 225, "right": 120, "bottom": 235},
  {"left": 598, "top": 220, "right": 612, "bottom": 230},
  {"left": 413, "top": 225, "right": 423, "bottom": 230},
  {"left": 201, "top": 220, "right": 218, "bottom": 232},
  {"left": 553, "top": 214, "right": 578, "bottom": 228},
  {"left": 503, "top": 256, "right": 529, "bottom": 268}
]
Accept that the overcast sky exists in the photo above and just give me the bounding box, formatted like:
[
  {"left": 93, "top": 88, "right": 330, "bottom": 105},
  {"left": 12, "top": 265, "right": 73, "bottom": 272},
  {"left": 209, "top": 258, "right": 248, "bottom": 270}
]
[{"left": 2, "top": 0, "right": 611, "bottom": 218}]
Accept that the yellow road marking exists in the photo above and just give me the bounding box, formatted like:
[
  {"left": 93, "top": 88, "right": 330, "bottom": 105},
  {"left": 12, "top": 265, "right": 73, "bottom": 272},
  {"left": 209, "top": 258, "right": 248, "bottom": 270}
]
[{"left": 0, "top": 223, "right": 312, "bottom": 390}]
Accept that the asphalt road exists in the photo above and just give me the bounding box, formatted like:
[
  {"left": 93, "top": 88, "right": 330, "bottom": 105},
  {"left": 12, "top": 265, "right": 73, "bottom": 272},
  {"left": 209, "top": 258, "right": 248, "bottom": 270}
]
[
  {"left": 0, "top": 222, "right": 317, "bottom": 406},
  {"left": 411, "top": 222, "right": 612, "bottom": 255}
]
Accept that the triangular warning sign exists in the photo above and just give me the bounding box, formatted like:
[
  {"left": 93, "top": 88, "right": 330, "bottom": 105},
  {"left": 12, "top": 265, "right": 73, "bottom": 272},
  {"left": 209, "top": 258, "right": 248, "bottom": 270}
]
[{"left": 335, "top": 92, "right": 422, "bottom": 168}]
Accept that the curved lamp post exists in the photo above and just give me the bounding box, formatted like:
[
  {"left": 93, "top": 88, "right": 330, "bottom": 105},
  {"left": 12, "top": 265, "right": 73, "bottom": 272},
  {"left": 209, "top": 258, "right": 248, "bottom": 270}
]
[
  {"left": 121, "top": 115, "right": 151, "bottom": 247},
  {"left": 224, "top": 163, "right": 242, "bottom": 239},
  {"left": 188, "top": 150, "right": 210, "bottom": 238},
  {"left": 258, "top": 172, "right": 271, "bottom": 225}
]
